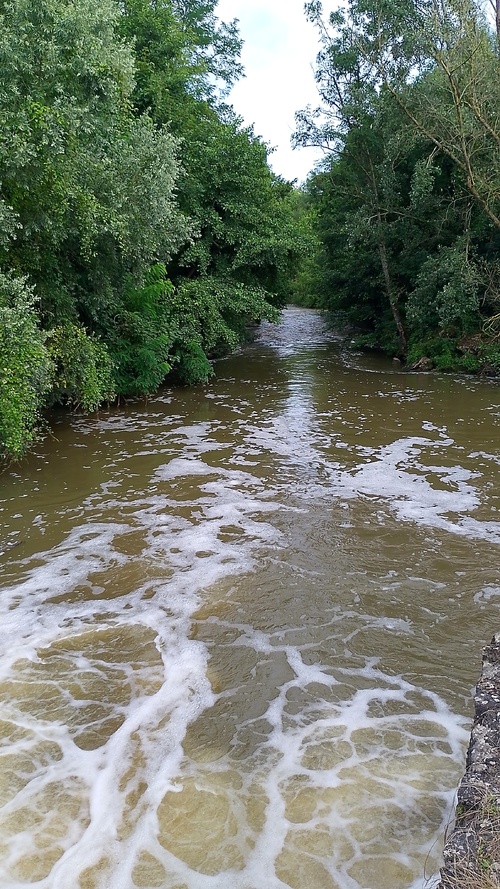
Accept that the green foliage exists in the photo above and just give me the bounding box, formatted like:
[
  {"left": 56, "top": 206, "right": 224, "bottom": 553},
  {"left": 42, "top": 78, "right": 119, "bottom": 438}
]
[
  {"left": 286, "top": 190, "right": 324, "bottom": 307},
  {"left": 405, "top": 334, "right": 500, "bottom": 372},
  {"left": 407, "top": 336, "right": 459, "bottom": 371},
  {"left": 0, "top": 272, "right": 52, "bottom": 459},
  {"left": 353, "top": 318, "right": 403, "bottom": 357},
  {"left": 408, "top": 240, "right": 482, "bottom": 335},
  {"left": 173, "top": 340, "right": 214, "bottom": 385},
  {"left": 0, "top": 0, "right": 312, "bottom": 456},
  {"left": 0, "top": 0, "right": 189, "bottom": 326},
  {"left": 110, "top": 263, "right": 175, "bottom": 396},
  {"left": 46, "top": 323, "right": 115, "bottom": 411},
  {"left": 299, "top": 0, "right": 500, "bottom": 371},
  {"left": 172, "top": 277, "right": 280, "bottom": 359},
  {"left": 171, "top": 112, "right": 303, "bottom": 311},
  {"left": 479, "top": 343, "right": 500, "bottom": 372},
  {"left": 119, "top": 0, "right": 304, "bottom": 379},
  {"left": 0, "top": 0, "right": 135, "bottom": 291},
  {"left": 119, "top": 0, "right": 242, "bottom": 119}
]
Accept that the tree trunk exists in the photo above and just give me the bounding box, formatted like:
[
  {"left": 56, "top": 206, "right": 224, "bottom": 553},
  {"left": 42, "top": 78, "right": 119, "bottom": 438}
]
[
  {"left": 366, "top": 157, "right": 408, "bottom": 356},
  {"left": 376, "top": 232, "right": 407, "bottom": 356}
]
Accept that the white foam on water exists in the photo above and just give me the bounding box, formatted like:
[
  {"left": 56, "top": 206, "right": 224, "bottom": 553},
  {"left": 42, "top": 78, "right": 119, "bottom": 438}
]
[
  {"left": 239, "top": 399, "right": 500, "bottom": 542},
  {"left": 338, "top": 436, "right": 498, "bottom": 539},
  {"left": 474, "top": 585, "right": 500, "bottom": 604},
  {"left": 0, "top": 448, "right": 297, "bottom": 888},
  {"left": 0, "top": 492, "right": 464, "bottom": 889},
  {"left": 469, "top": 449, "right": 500, "bottom": 466},
  {"left": 1, "top": 309, "right": 497, "bottom": 889},
  {"left": 149, "top": 629, "right": 468, "bottom": 889}
]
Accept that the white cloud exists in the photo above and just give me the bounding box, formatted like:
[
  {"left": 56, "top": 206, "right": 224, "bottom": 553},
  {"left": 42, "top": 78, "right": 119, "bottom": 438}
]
[{"left": 216, "top": 0, "right": 323, "bottom": 183}]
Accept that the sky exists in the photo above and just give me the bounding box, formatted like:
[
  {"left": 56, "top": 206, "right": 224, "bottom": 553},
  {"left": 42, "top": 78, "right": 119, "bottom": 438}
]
[{"left": 215, "top": 0, "right": 324, "bottom": 183}]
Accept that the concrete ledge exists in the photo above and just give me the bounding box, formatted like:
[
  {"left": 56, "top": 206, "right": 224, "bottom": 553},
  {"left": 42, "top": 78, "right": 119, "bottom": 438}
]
[{"left": 438, "top": 633, "right": 500, "bottom": 888}]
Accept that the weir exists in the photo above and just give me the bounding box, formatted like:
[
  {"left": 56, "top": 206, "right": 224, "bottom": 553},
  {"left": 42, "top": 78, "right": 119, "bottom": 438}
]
[{"left": 439, "top": 634, "right": 500, "bottom": 887}]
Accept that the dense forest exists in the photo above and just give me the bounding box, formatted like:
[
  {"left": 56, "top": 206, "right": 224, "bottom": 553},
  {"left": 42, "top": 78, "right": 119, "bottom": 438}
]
[
  {"left": 0, "top": 0, "right": 309, "bottom": 459},
  {"left": 1, "top": 0, "right": 499, "bottom": 461},
  {"left": 294, "top": 0, "right": 500, "bottom": 372}
]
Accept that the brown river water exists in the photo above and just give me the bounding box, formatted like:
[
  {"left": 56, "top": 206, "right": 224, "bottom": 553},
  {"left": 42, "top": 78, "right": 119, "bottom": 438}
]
[{"left": 1, "top": 307, "right": 500, "bottom": 889}]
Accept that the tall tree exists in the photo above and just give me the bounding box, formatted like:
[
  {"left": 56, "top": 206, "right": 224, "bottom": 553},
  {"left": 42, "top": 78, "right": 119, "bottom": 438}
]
[
  {"left": 0, "top": 0, "right": 189, "bottom": 322},
  {"left": 119, "top": 0, "right": 304, "bottom": 378},
  {"left": 298, "top": 0, "right": 500, "bottom": 367},
  {"left": 295, "top": 1, "right": 411, "bottom": 352},
  {"left": 0, "top": 0, "right": 189, "bottom": 456},
  {"left": 311, "top": 0, "right": 500, "bottom": 231}
]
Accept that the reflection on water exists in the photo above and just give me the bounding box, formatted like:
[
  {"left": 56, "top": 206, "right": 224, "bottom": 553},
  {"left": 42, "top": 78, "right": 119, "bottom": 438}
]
[{"left": 1, "top": 308, "right": 499, "bottom": 888}]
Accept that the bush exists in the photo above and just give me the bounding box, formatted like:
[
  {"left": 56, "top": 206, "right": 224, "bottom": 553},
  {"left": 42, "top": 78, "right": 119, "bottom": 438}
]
[
  {"left": 407, "top": 334, "right": 500, "bottom": 374},
  {"left": 173, "top": 340, "right": 214, "bottom": 385},
  {"left": 109, "top": 264, "right": 175, "bottom": 396},
  {"left": 0, "top": 272, "right": 52, "bottom": 459},
  {"left": 46, "top": 323, "right": 116, "bottom": 411}
]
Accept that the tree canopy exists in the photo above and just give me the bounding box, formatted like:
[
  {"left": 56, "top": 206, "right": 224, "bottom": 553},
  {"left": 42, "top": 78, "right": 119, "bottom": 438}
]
[
  {"left": 0, "top": 0, "right": 304, "bottom": 459},
  {"left": 297, "top": 0, "right": 500, "bottom": 369}
]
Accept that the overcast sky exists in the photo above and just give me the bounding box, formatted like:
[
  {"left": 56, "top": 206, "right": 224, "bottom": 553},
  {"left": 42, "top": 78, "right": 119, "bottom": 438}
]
[{"left": 216, "top": 0, "right": 324, "bottom": 183}]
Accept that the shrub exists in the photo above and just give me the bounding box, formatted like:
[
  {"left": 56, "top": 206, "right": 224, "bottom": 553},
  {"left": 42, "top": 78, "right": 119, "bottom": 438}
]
[
  {"left": 109, "top": 264, "right": 175, "bottom": 396},
  {"left": 0, "top": 272, "right": 52, "bottom": 459},
  {"left": 173, "top": 340, "right": 214, "bottom": 385},
  {"left": 46, "top": 323, "right": 116, "bottom": 411}
]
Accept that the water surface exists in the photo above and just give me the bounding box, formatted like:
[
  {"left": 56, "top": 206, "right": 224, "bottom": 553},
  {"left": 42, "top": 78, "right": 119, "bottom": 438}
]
[{"left": 1, "top": 308, "right": 499, "bottom": 889}]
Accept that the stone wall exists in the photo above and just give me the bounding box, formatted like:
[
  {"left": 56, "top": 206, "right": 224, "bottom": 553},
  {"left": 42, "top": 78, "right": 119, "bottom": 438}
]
[{"left": 438, "top": 633, "right": 500, "bottom": 888}]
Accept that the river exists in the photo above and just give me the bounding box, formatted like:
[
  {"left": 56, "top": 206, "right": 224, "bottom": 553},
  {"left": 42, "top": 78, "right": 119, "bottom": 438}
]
[{"left": 1, "top": 307, "right": 499, "bottom": 889}]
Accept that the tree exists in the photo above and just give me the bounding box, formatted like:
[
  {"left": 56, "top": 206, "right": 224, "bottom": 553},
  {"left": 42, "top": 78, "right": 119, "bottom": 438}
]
[
  {"left": 298, "top": 0, "right": 500, "bottom": 369},
  {"left": 119, "top": 0, "right": 304, "bottom": 377},
  {"left": 295, "top": 1, "right": 413, "bottom": 352},
  {"left": 0, "top": 0, "right": 191, "bottom": 451},
  {"left": 120, "top": 0, "right": 242, "bottom": 120},
  {"left": 301, "top": 0, "right": 500, "bottom": 233},
  {"left": 0, "top": 0, "right": 309, "bottom": 456}
]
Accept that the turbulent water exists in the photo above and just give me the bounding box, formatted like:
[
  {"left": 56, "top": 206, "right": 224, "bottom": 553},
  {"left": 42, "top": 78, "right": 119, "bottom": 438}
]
[{"left": 1, "top": 307, "right": 500, "bottom": 889}]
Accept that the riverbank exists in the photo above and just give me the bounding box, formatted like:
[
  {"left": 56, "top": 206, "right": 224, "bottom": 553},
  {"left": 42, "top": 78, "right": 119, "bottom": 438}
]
[
  {"left": 438, "top": 634, "right": 500, "bottom": 888},
  {"left": 323, "top": 315, "right": 500, "bottom": 376}
]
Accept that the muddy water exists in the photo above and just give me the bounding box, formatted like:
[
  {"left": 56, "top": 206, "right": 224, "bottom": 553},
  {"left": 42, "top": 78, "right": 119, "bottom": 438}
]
[{"left": 1, "top": 307, "right": 500, "bottom": 889}]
